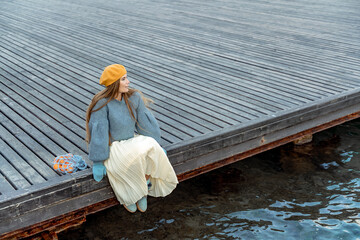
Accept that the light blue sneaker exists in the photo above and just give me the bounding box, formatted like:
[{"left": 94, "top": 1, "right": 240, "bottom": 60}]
[
  {"left": 137, "top": 196, "right": 147, "bottom": 212},
  {"left": 124, "top": 203, "right": 137, "bottom": 213}
]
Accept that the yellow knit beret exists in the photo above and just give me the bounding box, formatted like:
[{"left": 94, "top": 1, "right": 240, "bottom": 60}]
[{"left": 99, "top": 64, "right": 127, "bottom": 87}]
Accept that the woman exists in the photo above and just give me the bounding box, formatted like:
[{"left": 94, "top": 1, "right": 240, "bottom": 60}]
[{"left": 85, "top": 64, "right": 178, "bottom": 213}]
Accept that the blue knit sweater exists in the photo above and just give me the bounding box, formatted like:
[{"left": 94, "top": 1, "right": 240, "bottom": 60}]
[{"left": 88, "top": 92, "right": 161, "bottom": 162}]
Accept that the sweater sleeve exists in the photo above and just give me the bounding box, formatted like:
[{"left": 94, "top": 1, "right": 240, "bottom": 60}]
[
  {"left": 88, "top": 100, "right": 110, "bottom": 162},
  {"left": 135, "top": 93, "right": 161, "bottom": 143}
]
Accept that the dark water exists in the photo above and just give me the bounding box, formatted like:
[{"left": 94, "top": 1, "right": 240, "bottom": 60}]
[{"left": 60, "top": 119, "right": 360, "bottom": 240}]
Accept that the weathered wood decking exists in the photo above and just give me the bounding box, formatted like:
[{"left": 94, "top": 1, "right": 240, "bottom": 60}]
[{"left": 1, "top": 0, "right": 360, "bottom": 238}]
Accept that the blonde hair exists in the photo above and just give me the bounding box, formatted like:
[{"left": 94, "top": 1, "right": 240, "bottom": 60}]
[{"left": 85, "top": 80, "right": 153, "bottom": 144}]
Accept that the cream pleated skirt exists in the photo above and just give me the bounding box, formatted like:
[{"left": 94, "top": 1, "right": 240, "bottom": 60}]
[{"left": 104, "top": 135, "right": 178, "bottom": 206}]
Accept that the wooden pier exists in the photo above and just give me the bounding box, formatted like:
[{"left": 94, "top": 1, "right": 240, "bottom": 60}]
[{"left": 1, "top": 0, "right": 360, "bottom": 238}]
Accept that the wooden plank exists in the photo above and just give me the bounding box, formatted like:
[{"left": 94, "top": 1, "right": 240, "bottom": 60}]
[
  {"left": 0, "top": 21, "right": 239, "bottom": 131},
  {"left": 0, "top": 45, "right": 208, "bottom": 142},
  {"left": 0, "top": 44, "right": 199, "bottom": 144},
  {"left": 179, "top": 5, "right": 359, "bottom": 40},
  {"left": 117, "top": 29, "right": 355, "bottom": 93},
  {"left": 152, "top": 117, "right": 194, "bottom": 141},
  {"left": 29, "top": 18, "right": 338, "bottom": 101},
  {"left": 0, "top": 185, "right": 114, "bottom": 235},
  {"left": 0, "top": 137, "right": 45, "bottom": 185},
  {"left": 0, "top": 46, "right": 88, "bottom": 119},
  {"left": 1, "top": 21, "right": 334, "bottom": 109},
  {"left": 0, "top": 171, "right": 15, "bottom": 195},
  {"left": 0, "top": 30, "right": 252, "bottom": 123},
  {"left": 148, "top": 98, "right": 222, "bottom": 130},
  {"left": 0, "top": 170, "right": 106, "bottom": 228},
  {"left": 0, "top": 37, "right": 98, "bottom": 98},
  {"left": 162, "top": 2, "right": 360, "bottom": 47},
  {"left": 0, "top": 85, "right": 87, "bottom": 154},
  {"left": 3, "top": 0, "right": 360, "bottom": 63},
  {"left": 173, "top": 14, "right": 358, "bottom": 53},
  {"left": 177, "top": 111, "right": 360, "bottom": 182},
  {"left": 55, "top": 1, "right": 358, "bottom": 76},
  {"left": 0, "top": 0, "right": 356, "bottom": 135},
  {"left": 4, "top": 34, "right": 102, "bottom": 90},
  {"left": 0, "top": 0, "right": 358, "bottom": 138},
  {"left": 151, "top": 106, "right": 209, "bottom": 136},
  {"left": 131, "top": 77, "right": 241, "bottom": 125},
  {"left": 0, "top": 80, "right": 84, "bottom": 139},
  {"left": 174, "top": 105, "right": 360, "bottom": 173},
  {"left": 0, "top": 170, "right": 87, "bottom": 206},
  {"left": 0, "top": 7, "right": 346, "bottom": 101},
  {"left": 145, "top": 65, "right": 298, "bottom": 109},
  {"left": 105, "top": 12, "right": 358, "bottom": 83},
  {"left": 0, "top": 111, "right": 59, "bottom": 169},
  {"left": 0, "top": 153, "right": 30, "bottom": 191},
  {"left": 2, "top": 32, "right": 231, "bottom": 129},
  {"left": 133, "top": 79, "right": 263, "bottom": 121},
  {"left": 0, "top": 119, "right": 58, "bottom": 180},
  {"left": 0, "top": 75, "right": 85, "bottom": 135},
  {"left": 0, "top": 98, "right": 85, "bottom": 157},
  {"left": 6, "top": 31, "right": 285, "bottom": 116},
  {"left": 137, "top": 41, "right": 355, "bottom": 95},
  {"left": 91, "top": 18, "right": 358, "bottom": 63},
  {"left": 0, "top": 68, "right": 182, "bottom": 146},
  {"left": 168, "top": 89, "right": 360, "bottom": 163},
  {"left": 17, "top": 0, "right": 359, "bottom": 45},
  {"left": 132, "top": 66, "right": 281, "bottom": 116},
  {"left": 0, "top": 9, "right": 334, "bottom": 113},
  {"left": 151, "top": 105, "right": 213, "bottom": 133}
]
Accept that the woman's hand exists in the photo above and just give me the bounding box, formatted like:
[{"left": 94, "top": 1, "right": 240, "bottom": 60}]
[{"left": 93, "top": 161, "right": 107, "bottom": 182}]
